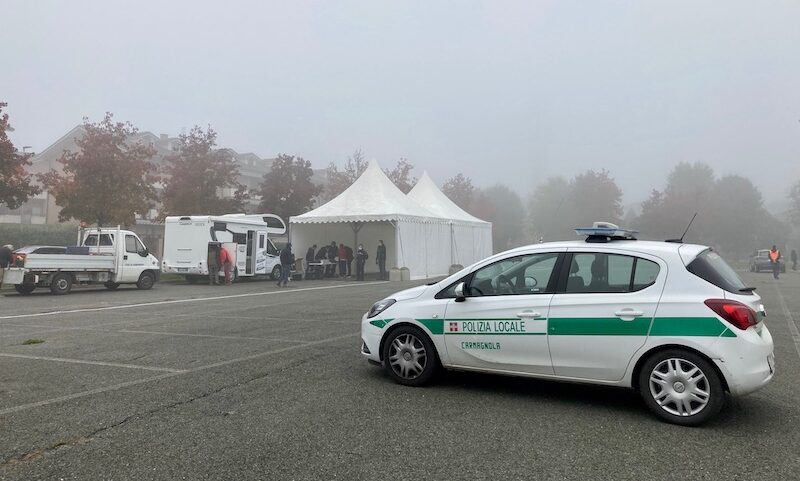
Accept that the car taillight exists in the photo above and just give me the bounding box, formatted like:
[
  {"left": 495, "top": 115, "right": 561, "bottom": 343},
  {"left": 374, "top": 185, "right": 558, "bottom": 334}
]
[{"left": 704, "top": 299, "right": 758, "bottom": 330}]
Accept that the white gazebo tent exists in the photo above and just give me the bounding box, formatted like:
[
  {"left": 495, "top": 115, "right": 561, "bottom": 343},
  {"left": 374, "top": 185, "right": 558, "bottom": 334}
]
[
  {"left": 289, "top": 160, "right": 454, "bottom": 279},
  {"left": 406, "top": 172, "right": 493, "bottom": 268}
]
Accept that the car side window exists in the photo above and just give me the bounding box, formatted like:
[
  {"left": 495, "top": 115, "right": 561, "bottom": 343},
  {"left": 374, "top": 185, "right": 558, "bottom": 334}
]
[
  {"left": 565, "top": 253, "right": 659, "bottom": 294},
  {"left": 632, "top": 258, "right": 660, "bottom": 290},
  {"left": 468, "top": 253, "right": 559, "bottom": 297},
  {"left": 125, "top": 235, "right": 144, "bottom": 254}
]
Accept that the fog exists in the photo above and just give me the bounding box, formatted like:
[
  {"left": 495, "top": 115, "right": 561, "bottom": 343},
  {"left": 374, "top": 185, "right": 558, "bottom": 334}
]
[{"left": 2, "top": 0, "right": 799, "bottom": 206}]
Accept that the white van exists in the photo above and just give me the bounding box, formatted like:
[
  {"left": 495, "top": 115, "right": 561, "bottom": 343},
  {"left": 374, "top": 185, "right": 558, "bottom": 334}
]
[{"left": 162, "top": 214, "right": 287, "bottom": 283}]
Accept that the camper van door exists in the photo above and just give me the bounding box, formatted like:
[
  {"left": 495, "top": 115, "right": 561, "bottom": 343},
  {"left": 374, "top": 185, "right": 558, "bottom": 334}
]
[
  {"left": 235, "top": 243, "right": 247, "bottom": 276},
  {"left": 255, "top": 231, "right": 268, "bottom": 275}
]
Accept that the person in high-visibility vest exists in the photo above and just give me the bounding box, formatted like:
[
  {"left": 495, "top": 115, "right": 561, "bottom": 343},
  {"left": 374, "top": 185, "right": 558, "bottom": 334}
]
[{"left": 768, "top": 245, "right": 781, "bottom": 280}]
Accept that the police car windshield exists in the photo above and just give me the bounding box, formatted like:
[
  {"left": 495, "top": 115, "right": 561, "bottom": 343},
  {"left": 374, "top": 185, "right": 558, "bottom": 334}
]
[{"left": 687, "top": 249, "right": 748, "bottom": 294}]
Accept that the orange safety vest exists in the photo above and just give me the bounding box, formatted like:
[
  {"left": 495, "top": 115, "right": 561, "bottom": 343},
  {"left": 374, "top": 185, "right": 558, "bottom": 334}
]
[{"left": 769, "top": 250, "right": 780, "bottom": 262}]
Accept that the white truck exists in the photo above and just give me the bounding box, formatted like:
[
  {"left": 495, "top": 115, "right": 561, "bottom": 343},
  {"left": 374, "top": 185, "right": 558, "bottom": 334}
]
[
  {"left": 162, "top": 214, "right": 287, "bottom": 283},
  {"left": 2, "top": 227, "right": 160, "bottom": 295}
]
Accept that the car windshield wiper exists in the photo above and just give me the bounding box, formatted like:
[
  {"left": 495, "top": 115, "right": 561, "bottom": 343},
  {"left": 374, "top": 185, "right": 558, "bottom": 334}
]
[{"left": 739, "top": 287, "right": 756, "bottom": 293}]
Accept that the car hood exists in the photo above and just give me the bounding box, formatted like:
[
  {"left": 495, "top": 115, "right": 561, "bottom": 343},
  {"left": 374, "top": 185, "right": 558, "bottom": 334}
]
[{"left": 391, "top": 285, "right": 429, "bottom": 301}]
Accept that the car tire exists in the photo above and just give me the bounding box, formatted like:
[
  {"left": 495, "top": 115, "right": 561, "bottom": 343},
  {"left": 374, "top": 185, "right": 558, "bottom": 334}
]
[
  {"left": 104, "top": 282, "right": 120, "bottom": 290},
  {"left": 271, "top": 265, "right": 281, "bottom": 280},
  {"left": 50, "top": 273, "right": 73, "bottom": 295},
  {"left": 136, "top": 272, "right": 155, "bottom": 290},
  {"left": 638, "top": 349, "right": 724, "bottom": 426},
  {"left": 381, "top": 325, "right": 440, "bottom": 387},
  {"left": 14, "top": 284, "right": 36, "bottom": 295}
]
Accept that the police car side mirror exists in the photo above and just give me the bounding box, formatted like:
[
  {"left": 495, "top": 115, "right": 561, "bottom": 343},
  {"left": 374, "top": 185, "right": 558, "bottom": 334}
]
[{"left": 454, "top": 282, "right": 466, "bottom": 302}]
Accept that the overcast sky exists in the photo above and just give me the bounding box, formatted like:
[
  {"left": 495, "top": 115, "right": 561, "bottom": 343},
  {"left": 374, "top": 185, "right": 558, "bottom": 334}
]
[{"left": 2, "top": 1, "right": 799, "bottom": 206}]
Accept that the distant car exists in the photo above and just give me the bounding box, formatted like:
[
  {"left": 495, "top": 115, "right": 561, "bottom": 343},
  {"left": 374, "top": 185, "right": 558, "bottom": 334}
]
[
  {"left": 11, "top": 245, "right": 67, "bottom": 265},
  {"left": 749, "top": 250, "right": 786, "bottom": 273}
]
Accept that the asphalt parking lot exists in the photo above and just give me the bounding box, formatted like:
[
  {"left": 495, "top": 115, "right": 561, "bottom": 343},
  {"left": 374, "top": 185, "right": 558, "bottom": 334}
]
[{"left": 1, "top": 271, "right": 799, "bottom": 480}]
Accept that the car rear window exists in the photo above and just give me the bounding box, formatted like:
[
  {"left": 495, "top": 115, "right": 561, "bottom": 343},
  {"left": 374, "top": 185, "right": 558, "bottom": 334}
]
[{"left": 686, "top": 249, "right": 748, "bottom": 293}]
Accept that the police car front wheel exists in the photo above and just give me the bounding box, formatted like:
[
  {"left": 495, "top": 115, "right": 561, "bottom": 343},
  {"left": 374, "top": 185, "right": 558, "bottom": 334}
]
[
  {"left": 638, "top": 349, "right": 724, "bottom": 426},
  {"left": 382, "top": 326, "right": 439, "bottom": 386}
]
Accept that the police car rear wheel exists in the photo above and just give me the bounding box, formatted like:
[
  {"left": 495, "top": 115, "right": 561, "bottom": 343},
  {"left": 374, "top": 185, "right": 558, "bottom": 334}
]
[
  {"left": 382, "top": 326, "right": 439, "bottom": 386},
  {"left": 639, "top": 349, "right": 723, "bottom": 426}
]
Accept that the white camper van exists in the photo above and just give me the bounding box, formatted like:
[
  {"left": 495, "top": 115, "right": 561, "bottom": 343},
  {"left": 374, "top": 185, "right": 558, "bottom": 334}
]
[{"left": 162, "top": 214, "right": 287, "bottom": 283}]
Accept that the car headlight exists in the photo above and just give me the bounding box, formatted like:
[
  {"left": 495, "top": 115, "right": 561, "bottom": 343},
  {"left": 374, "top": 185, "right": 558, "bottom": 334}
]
[{"left": 368, "top": 298, "right": 396, "bottom": 318}]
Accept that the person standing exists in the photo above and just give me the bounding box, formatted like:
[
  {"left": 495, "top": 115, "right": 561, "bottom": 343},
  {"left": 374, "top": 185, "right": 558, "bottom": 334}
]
[
  {"left": 207, "top": 243, "right": 221, "bottom": 285},
  {"left": 768, "top": 245, "right": 781, "bottom": 280},
  {"left": 305, "top": 244, "right": 317, "bottom": 277},
  {"left": 344, "top": 244, "right": 354, "bottom": 278},
  {"left": 327, "top": 241, "right": 337, "bottom": 277},
  {"left": 278, "top": 242, "right": 293, "bottom": 287},
  {"left": 376, "top": 240, "right": 387, "bottom": 280},
  {"left": 792, "top": 249, "right": 798, "bottom": 271},
  {"left": 355, "top": 244, "right": 369, "bottom": 281},
  {"left": 219, "top": 246, "right": 234, "bottom": 285},
  {"left": 0, "top": 244, "right": 13, "bottom": 286},
  {"left": 338, "top": 243, "right": 347, "bottom": 278}
]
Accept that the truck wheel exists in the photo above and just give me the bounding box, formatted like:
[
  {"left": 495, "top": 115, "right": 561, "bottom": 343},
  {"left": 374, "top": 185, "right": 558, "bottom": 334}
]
[
  {"left": 271, "top": 265, "right": 281, "bottom": 280},
  {"left": 14, "top": 284, "right": 36, "bottom": 295},
  {"left": 137, "top": 272, "right": 155, "bottom": 290},
  {"left": 50, "top": 273, "right": 73, "bottom": 295},
  {"left": 104, "top": 282, "right": 120, "bottom": 290}
]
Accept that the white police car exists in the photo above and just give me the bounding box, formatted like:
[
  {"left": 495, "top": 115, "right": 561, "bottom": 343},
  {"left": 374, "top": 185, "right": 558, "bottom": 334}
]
[{"left": 361, "top": 225, "right": 775, "bottom": 426}]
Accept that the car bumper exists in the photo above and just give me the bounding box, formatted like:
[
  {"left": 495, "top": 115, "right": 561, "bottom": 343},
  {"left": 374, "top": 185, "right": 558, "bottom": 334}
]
[
  {"left": 360, "top": 312, "right": 382, "bottom": 363},
  {"left": 715, "top": 325, "right": 775, "bottom": 396}
]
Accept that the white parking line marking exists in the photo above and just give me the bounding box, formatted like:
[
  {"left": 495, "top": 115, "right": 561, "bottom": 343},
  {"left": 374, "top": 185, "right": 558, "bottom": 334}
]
[
  {"left": 0, "top": 282, "right": 388, "bottom": 321},
  {"left": 0, "top": 332, "right": 359, "bottom": 416},
  {"left": 0, "top": 323, "right": 314, "bottom": 344},
  {"left": 773, "top": 282, "right": 800, "bottom": 360},
  {"left": 0, "top": 353, "right": 184, "bottom": 373}
]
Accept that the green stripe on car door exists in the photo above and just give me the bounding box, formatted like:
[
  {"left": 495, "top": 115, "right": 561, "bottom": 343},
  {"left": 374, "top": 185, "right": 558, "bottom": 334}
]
[
  {"left": 412, "top": 317, "right": 733, "bottom": 337},
  {"left": 548, "top": 317, "right": 651, "bottom": 336}
]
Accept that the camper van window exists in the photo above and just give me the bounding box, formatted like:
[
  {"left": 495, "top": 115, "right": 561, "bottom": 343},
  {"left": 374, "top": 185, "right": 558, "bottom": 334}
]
[
  {"left": 267, "top": 239, "right": 279, "bottom": 256},
  {"left": 232, "top": 233, "right": 247, "bottom": 245},
  {"left": 259, "top": 236, "right": 265, "bottom": 249},
  {"left": 84, "top": 234, "right": 114, "bottom": 246}
]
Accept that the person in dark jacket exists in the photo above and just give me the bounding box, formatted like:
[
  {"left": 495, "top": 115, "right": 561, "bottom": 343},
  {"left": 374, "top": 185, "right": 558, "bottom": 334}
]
[
  {"left": 376, "top": 240, "right": 387, "bottom": 280},
  {"left": 355, "top": 244, "right": 369, "bottom": 281},
  {"left": 207, "top": 243, "right": 221, "bottom": 285},
  {"left": 326, "top": 241, "right": 337, "bottom": 277},
  {"left": 344, "top": 244, "right": 354, "bottom": 278},
  {"left": 305, "top": 244, "right": 317, "bottom": 277},
  {"left": 278, "top": 242, "right": 293, "bottom": 287},
  {"left": 792, "top": 249, "right": 798, "bottom": 271},
  {"left": 0, "top": 244, "right": 13, "bottom": 287},
  {"left": 338, "top": 243, "right": 347, "bottom": 277}
]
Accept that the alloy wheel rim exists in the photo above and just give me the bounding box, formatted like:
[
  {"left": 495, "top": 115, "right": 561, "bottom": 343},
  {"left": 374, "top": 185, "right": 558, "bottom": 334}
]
[
  {"left": 649, "top": 358, "right": 710, "bottom": 417},
  {"left": 388, "top": 333, "right": 427, "bottom": 380}
]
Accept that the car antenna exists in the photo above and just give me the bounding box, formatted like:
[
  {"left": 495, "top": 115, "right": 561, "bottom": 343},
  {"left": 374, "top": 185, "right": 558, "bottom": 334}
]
[{"left": 665, "top": 213, "right": 697, "bottom": 243}]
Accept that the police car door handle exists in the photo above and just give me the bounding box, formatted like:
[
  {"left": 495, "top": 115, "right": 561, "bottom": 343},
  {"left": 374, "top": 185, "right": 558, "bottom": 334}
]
[
  {"left": 615, "top": 308, "right": 644, "bottom": 319},
  {"left": 516, "top": 310, "right": 542, "bottom": 319}
]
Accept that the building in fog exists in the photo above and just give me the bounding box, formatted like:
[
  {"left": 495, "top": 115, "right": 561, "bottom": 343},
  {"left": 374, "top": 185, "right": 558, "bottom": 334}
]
[{"left": 0, "top": 126, "right": 325, "bottom": 225}]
